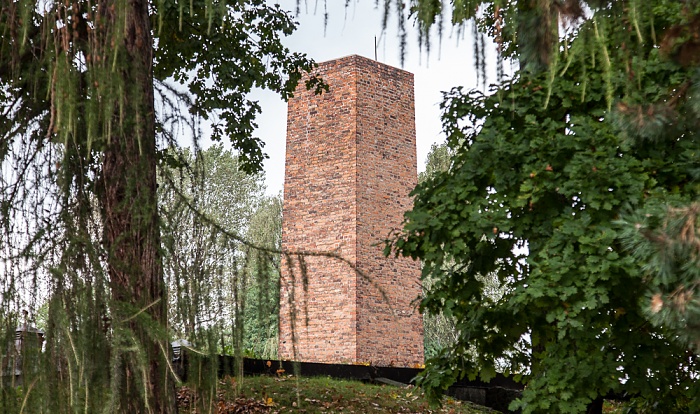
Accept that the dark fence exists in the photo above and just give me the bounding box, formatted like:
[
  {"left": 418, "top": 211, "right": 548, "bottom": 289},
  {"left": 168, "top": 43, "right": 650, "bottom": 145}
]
[{"left": 173, "top": 350, "right": 524, "bottom": 412}]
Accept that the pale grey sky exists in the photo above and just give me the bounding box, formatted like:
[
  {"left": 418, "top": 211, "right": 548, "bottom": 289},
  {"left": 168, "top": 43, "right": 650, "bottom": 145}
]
[{"left": 254, "top": 1, "right": 496, "bottom": 195}]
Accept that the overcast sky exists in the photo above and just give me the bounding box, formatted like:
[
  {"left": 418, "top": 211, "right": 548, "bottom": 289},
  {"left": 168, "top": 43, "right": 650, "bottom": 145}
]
[{"left": 253, "top": 1, "right": 496, "bottom": 195}]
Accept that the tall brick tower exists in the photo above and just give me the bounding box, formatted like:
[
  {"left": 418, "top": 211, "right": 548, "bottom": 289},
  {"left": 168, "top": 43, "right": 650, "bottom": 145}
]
[{"left": 279, "top": 55, "right": 423, "bottom": 367}]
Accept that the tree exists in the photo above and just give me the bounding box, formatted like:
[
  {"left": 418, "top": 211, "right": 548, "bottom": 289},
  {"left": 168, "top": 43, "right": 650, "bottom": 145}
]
[
  {"left": 159, "top": 145, "right": 265, "bottom": 344},
  {"left": 241, "top": 194, "right": 283, "bottom": 359},
  {"left": 1, "top": 1, "right": 322, "bottom": 412},
  {"left": 420, "top": 143, "right": 508, "bottom": 360},
  {"left": 158, "top": 146, "right": 281, "bottom": 410},
  {"left": 159, "top": 146, "right": 282, "bottom": 359},
  {"left": 419, "top": 143, "right": 459, "bottom": 359},
  {"left": 419, "top": 142, "right": 453, "bottom": 184},
  {"left": 387, "top": 0, "right": 700, "bottom": 411}
]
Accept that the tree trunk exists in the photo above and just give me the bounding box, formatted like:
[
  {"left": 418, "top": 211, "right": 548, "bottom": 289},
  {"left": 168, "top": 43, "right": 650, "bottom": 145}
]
[
  {"left": 98, "top": 0, "right": 173, "bottom": 412},
  {"left": 587, "top": 397, "right": 604, "bottom": 414}
]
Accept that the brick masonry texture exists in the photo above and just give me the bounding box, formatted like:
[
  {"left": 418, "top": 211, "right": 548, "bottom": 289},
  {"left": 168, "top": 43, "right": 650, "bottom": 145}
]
[{"left": 279, "top": 55, "right": 424, "bottom": 367}]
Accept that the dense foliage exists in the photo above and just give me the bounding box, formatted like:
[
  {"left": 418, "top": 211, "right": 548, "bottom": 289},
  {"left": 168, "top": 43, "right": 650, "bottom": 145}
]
[
  {"left": 420, "top": 143, "right": 507, "bottom": 359},
  {"left": 389, "top": 0, "right": 700, "bottom": 411},
  {"left": 1, "top": 1, "right": 318, "bottom": 412}
]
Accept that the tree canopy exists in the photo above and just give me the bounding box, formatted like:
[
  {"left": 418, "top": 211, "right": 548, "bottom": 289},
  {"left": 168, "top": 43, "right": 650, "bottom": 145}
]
[{"left": 389, "top": 0, "right": 700, "bottom": 411}]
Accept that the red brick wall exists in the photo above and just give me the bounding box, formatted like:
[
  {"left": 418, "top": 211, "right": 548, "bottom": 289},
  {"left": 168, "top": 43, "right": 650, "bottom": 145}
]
[{"left": 279, "top": 55, "right": 423, "bottom": 367}]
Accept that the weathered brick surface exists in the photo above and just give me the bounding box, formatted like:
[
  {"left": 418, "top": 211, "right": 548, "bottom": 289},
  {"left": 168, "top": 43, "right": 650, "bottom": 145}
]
[{"left": 279, "top": 55, "right": 424, "bottom": 367}]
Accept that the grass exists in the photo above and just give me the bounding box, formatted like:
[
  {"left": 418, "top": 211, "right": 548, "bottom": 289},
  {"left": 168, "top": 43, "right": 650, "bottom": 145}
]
[{"left": 177, "top": 374, "right": 498, "bottom": 414}]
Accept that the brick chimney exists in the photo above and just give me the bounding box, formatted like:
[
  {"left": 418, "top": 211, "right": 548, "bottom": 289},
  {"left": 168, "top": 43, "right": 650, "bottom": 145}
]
[{"left": 279, "top": 55, "right": 424, "bottom": 367}]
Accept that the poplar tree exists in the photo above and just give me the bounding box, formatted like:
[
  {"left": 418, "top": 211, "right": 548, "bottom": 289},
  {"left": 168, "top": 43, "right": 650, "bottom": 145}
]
[{"left": 0, "top": 1, "right": 321, "bottom": 412}]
